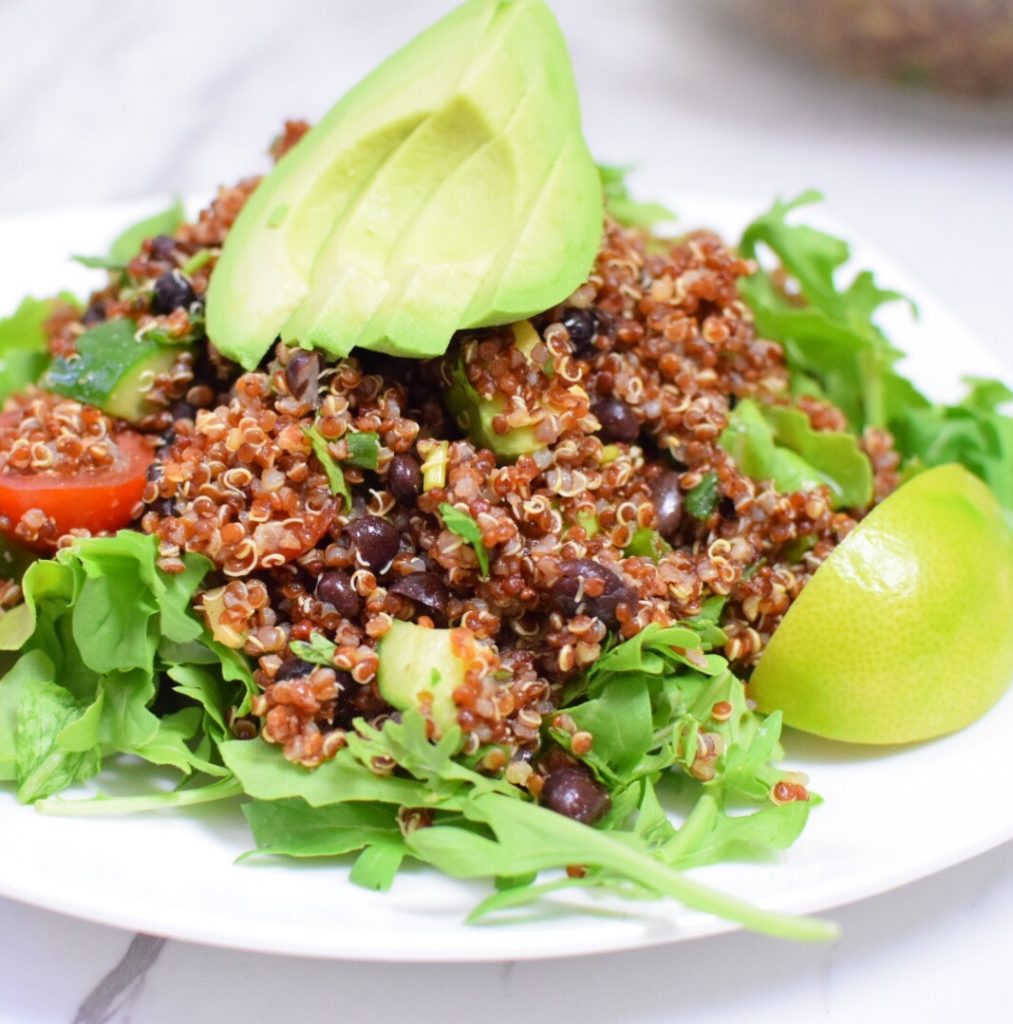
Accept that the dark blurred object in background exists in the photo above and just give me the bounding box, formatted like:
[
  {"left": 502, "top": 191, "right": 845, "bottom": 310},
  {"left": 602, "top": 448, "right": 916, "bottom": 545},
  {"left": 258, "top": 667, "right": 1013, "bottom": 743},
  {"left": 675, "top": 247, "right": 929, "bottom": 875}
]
[{"left": 746, "top": 0, "right": 1013, "bottom": 97}]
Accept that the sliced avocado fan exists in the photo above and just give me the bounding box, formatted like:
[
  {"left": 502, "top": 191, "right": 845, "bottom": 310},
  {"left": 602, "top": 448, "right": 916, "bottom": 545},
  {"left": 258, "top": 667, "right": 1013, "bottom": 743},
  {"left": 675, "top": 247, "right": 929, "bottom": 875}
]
[{"left": 206, "top": 0, "right": 603, "bottom": 369}]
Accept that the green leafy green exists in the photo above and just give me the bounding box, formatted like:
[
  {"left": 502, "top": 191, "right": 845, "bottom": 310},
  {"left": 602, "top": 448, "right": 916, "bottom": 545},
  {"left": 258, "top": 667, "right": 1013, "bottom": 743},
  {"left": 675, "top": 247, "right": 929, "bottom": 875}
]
[
  {"left": 0, "top": 294, "right": 77, "bottom": 401},
  {"left": 15, "top": 675, "right": 100, "bottom": 803},
  {"left": 0, "top": 533, "right": 248, "bottom": 804},
  {"left": 684, "top": 471, "right": 720, "bottom": 520},
  {"left": 598, "top": 164, "right": 676, "bottom": 230},
  {"left": 739, "top": 191, "right": 1012, "bottom": 513},
  {"left": 439, "top": 502, "right": 490, "bottom": 577},
  {"left": 181, "top": 248, "right": 215, "bottom": 275},
  {"left": 73, "top": 198, "right": 185, "bottom": 271},
  {"left": 242, "top": 798, "right": 407, "bottom": 888},
  {"left": 719, "top": 399, "right": 873, "bottom": 508},
  {"left": 304, "top": 423, "right": 351, "bottom": 510},
  {"left": 289, "top": 632, "right": 337, "bottom": 667},
  {"left": 890, "top": 377, "right": 1013, "bottom": 515},
  {"left": 624, "top": 527, "right": 672, "bottom": 561},
  {"left": 228, "top": 707, "right": 833, "bottom": 940},
  {"left": 346, "top": 431, "right": 381, "bottom": 469}
]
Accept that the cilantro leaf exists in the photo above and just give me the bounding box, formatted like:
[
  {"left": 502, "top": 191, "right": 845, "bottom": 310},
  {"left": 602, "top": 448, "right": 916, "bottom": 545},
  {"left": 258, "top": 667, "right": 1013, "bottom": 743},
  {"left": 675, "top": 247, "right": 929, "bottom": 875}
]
[
  {"left": 439, "top": 502, "right": 490, "bottom": 577},
  {"left": 684, "top": 472, "right": 719, "bottom": 520},
  {"left": 304, "top": 424, "right": 351, "bottom": 510},
  {"left": 289, "top": 632, "right": 337, "bottom": 667}
]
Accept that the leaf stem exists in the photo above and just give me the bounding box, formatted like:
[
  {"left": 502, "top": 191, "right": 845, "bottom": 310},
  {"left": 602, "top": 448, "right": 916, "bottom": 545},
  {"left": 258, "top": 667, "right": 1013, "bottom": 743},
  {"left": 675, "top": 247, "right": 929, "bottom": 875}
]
[{"left": 35, "top": 775, "right": 243, "bottom": 817}]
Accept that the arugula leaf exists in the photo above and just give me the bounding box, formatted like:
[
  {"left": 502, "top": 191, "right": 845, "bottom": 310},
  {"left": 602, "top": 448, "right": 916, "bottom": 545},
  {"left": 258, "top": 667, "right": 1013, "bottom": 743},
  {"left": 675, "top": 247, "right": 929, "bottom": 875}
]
[
  {"left": 739, "top": 191, "right": 1012, "bottom": 513},
  {"left": 439, "top": 502, "right": 490, "bottom": 577},
  {"left": 73, "top": 198, "right": 184, "bottom": 271},
  {"left": 890, "top": 377, "right": 1013, "bottom": 515},
  {"left": 220, "top": 736, "right": 435, "bottom": 809},
  {"left": 740, "top": 193, "right": 918, "bottom": 430},
  {"left": 660, "top": 791, "right": 812, "bottom": 870},
  {"left": 597, "top": 164, "right": 676, "bottom": 230},
  {"left": 412, "top": 791, "right": 833, "bottom": 941},
  {"left": 684, "top": 472, "right": 719, "bottom": 520},
  {"left": 719, "top": 399, "right": 873, "bottom": 508},
  {"left": 243, "top": 798, "right": 404, "bottom": 857},
  {"left": 304, "top": 424, "right": 351, "bottom": 510}
]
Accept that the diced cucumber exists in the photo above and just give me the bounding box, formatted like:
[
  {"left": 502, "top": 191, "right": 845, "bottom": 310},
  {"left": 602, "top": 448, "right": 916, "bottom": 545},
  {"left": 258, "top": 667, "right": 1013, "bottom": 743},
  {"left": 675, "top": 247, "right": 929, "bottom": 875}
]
[
  {"left": 376, "top": 620, "right": 468, "bottom": 737},
  {"left": 43, "top": 319, "right": 188, "bottom": 423}
]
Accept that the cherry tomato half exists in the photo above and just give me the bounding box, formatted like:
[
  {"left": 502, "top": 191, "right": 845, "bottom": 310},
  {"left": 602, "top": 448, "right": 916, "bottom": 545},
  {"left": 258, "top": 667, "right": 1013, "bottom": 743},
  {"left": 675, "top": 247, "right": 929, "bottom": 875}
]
[{"left": 0, "top": 430, "right": 154, "bottom": 543}]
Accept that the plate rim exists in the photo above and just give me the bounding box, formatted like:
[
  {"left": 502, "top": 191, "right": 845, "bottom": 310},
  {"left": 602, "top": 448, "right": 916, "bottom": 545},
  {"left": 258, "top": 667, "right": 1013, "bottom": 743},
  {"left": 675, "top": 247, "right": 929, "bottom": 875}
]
[{"left": 0, "top": 193, "right": 1010, "bottom": 962}]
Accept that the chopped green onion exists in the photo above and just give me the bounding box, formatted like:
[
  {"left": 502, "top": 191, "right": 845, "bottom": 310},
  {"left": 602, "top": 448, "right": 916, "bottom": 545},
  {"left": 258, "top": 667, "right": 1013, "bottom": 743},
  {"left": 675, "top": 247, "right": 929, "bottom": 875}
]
[
  {"left": 346, "top": 431, "right": 381, "bottom": 470},
  {"left": 181, "top": 249, "right": 215, "bottom": 275},
  {"left": 304, "top": 424, "right": 351, "bottom": 510},
  {"left": 685, "top": 472, "right": 720, "bottom": 520},
  {"left": 439, "top": 502, "right": 490, "bottom": 577},
  {"left": 419, "top": 439, "right": 449, "bottom": 491}
]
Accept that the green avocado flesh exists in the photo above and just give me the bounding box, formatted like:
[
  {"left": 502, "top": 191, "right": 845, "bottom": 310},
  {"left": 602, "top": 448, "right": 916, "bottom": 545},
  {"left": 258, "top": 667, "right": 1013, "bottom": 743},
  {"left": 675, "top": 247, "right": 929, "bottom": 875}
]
[
  {"left": 205, "top": 0, "right": 603, "bottom": 369},
  {"left": 376, "top": 620, "right": 467, "bottom": 737},
  {"left": 43, "top": 319, "right": 187, "bottom": 424}
]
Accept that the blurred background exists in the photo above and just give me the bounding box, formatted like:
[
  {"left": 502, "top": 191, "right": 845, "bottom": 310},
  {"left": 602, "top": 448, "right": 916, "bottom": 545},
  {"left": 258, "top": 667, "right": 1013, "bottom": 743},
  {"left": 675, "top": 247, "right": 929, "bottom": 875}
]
[
  {"left": 1, "top": 0, "right": 1012, "bottom": 351},
  {"left": 0, "top": 3, "right": 1011, "bottom": 1022}
]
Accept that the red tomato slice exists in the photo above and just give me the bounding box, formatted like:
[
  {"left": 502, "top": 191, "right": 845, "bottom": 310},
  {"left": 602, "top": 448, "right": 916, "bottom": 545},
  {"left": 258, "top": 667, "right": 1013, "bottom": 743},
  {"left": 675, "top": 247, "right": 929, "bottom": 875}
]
[{"left": 0, "top": 431, "right": 154, "bottom": 542}]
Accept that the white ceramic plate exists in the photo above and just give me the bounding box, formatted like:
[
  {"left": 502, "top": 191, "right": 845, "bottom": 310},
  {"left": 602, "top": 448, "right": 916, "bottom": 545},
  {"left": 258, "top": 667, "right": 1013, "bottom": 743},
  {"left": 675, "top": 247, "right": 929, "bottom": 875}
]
[{"left": 0, "top": 197, "right": 1009, "bottom": 962}]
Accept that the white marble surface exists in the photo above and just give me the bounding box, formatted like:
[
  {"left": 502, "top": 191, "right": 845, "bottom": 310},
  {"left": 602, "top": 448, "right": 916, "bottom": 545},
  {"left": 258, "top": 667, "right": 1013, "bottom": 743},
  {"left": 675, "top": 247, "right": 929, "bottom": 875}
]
[{"left": 1, "top": 1, "right": 1012, "bottom": 1020}]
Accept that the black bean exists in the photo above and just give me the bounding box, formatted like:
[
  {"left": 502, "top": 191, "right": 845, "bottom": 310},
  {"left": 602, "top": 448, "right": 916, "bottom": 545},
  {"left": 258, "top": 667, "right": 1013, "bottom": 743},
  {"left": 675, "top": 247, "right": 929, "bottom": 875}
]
[
  {"left": 561, "top": 307, "right": 598, "bottom": 357},
  {"left": 387, "top": 453, "right": 422, "bottom": 506},
  {"left": 152, "top": 270, "right": 195, "bottom": 314},
  {"left": 389, "top": 572, "right": 449, "bottom": 619},
  {"left": 285, "top": 349, "right": 319, "bottom": 406},
  {"left": 149, "top": 235, "right": 177, "bottom": 261},
  {"left": 81, "top": 302, "right": 106, "bottom": 326},
  {"left": 315, "top": 569, "right": 361, "bottom": 619},
  {"left": 540, "top": 766, "right": 611, "bottom": 825},
  {"left": 344, "top": 516, "right": 400, "bottom": 575},
  {"left": 719, "top": 496, "right": 738, "bottom": 520},
  {"left": 332, "top": 677, "right": 390, "bottom": 730},
  {"left": 592, "top": 397, "right": 639, "bottom": 444},
  {"left": 592, "top": 308, "right": 615, "bottom": 341},
  {"left": 275, "top": 657, "right": 316, "bottom": 681},
  {"left": 549, "top": 558, "right": 638, "bottom": 626},
  {"left": 168, "top": 400, "right": 198, "bottom": 424},
  {"left": 651, "top": 469, "right": 684, "bottom": 540}
]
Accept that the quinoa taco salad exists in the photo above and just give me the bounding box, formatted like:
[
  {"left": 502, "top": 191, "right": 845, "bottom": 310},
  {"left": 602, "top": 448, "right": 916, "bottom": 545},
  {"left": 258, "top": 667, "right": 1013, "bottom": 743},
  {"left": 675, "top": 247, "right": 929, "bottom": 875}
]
[{"left": 0, "top": 0, "right": 1010, "bottom": 942}]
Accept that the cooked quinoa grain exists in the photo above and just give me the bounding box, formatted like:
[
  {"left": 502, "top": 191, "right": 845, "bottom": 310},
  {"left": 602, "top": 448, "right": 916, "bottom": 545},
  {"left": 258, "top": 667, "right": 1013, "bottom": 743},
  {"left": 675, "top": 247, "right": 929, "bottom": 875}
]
[{"left": 7, "top": 125, "right": 901, "bottom": 775}]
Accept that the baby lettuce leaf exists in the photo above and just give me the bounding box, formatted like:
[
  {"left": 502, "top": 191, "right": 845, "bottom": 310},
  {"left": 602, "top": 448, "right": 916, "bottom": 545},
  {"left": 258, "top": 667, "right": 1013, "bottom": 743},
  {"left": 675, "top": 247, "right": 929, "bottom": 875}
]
[
  {"left": 719, "top": 399, "right": 872, "bottom": 509},
  {"left": 0, "top": 293, "right": 77, "bottom": 401},
  {"left": 739, "top": 192, "right": 1012, "bottom": 513},
  {"left": 0, "top": 533, "right": 247, "bottom": 803}
]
